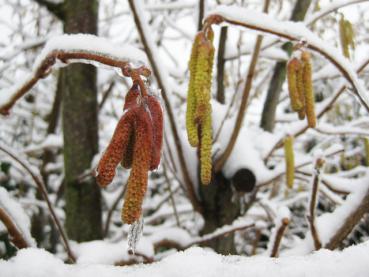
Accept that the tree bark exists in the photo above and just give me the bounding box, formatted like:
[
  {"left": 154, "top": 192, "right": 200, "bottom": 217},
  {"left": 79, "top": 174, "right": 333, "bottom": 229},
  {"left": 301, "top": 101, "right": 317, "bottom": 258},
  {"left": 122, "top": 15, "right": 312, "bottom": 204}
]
[
  {"left": 62, "top": 0, "right": 102, "bottom": 241},
  {"left": 198, "top": 172, "right": 240, "bottom": 254},
  {"left": 260, "top": 0, "right": 312, "bottom": 132}
]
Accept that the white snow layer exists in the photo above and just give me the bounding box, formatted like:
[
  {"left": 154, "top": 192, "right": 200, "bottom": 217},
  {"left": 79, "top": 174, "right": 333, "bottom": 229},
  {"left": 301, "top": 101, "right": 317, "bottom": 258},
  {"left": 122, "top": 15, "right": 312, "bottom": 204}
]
[
  {"left": 2, "top": 242, "right": 369, "bottom": 277},
  {"left": 0, "top": 187, "right": 36, "bottom": 247}
]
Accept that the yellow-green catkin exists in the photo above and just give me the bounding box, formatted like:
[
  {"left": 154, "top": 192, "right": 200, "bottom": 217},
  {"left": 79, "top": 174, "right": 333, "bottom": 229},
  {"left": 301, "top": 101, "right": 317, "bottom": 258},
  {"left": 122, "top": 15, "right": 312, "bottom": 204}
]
[
  {"left": 194, "top": 39, "right": 213, "bottom": 123},
  {"left": 301, "top": 51, "right": 316, "bottom": 128},
  {"left": 364, "top": 138, "right": 369, "bottom": 166},
  {"left": 186, "top": 33, "right": 202, "bottom": 147},
  {"left": 200, "top": 108, "right": 212, "bottom": 185},
  {"left": 284, "top": 135, "right": 295, "bottom": 189},
  {"left": 287, "top": 58, "right": 303, "bottom": 111},
  {"left": 339, "top": 14, "right": 355, "bottom": 59}
]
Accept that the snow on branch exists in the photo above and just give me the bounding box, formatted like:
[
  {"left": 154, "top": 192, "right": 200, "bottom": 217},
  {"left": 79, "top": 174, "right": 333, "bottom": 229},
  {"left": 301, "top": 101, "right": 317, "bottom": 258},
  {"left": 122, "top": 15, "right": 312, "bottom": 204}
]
[
  {"left": 0, "top": 187, "right": 36, "bottom": 249},
  {"left": 206, "top": 6, "right": 369, "bottom": 112},
  {"left": 0, "top": 34, "right": 149, "bottom": 115}
]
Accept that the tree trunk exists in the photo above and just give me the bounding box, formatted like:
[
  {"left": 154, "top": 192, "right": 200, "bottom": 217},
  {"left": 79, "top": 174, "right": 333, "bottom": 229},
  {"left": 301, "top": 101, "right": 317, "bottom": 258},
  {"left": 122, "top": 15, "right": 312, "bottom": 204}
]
[
  {"left": 62, "top": 0, "right": 102, "bottom": 241},
  {"left": 260, "top": 0, "right": 312, "bottom": 132},
  {"left": 198, "top": 172, "right": 240, "bottom": 254}
]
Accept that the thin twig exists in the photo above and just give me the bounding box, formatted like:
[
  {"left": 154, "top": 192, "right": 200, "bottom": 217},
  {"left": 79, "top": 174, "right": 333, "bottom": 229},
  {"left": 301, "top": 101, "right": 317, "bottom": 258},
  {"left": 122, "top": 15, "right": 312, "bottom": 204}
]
[
  {"left": 162, "top": 163, "right": 181, "bottom": 227},
  {"left": 0, "top": 145, "right": 76, "bottom": 263},
  {"left": 103, "top": 186, "right": 126, "bottom": 237},
  {"left": 307, "top": 158, "right": 324, "bottom": 250},
  {"left": 270, "top": 217, "right": 289, "bottom": 257}
]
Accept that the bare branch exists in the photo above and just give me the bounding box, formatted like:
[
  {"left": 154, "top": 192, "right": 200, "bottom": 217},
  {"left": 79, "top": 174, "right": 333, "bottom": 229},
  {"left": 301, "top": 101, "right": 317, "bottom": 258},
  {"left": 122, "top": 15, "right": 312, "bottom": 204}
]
[
  {"left": 270, "top": 218, "right": 289, "bottom": 257},
  {"left": 0, "top": 208, "right": 29, "bottom": 249},
  {"left": 0, "top": 145, "right": 76, "bottom": 263}
]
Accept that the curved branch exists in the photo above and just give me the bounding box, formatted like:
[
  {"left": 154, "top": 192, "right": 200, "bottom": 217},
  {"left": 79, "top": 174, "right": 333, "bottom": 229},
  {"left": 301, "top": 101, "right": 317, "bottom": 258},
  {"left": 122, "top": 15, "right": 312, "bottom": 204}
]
[
  {"left": 206, "top": 6, "right": 369, "bottom": 113},
  {"left": 0, "top": 34, "right": 150, "bottom": 115},
  {"left": 0, "top": 145, "right": 76, "bottom": 263}
]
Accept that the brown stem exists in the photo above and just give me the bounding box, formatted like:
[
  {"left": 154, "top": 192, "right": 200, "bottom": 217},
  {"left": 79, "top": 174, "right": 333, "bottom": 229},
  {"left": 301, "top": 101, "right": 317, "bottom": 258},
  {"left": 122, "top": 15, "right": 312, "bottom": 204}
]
[
  {"left": 0, "top": 145, "right": 76, "bottom": 263},
  {"left": 162, "top": 163, "right": 181, "bottom": 227},
  {"left": 127, "top": 0, "right": 201, "bottom": 213},
  {"left": 307, "top": 158, "right": 324, "bottom": 250},
  {"left": 0, "top": 208, "right": 29, "bottom": 249},
  {"left": 270, "top": 218, "right": 289, "bottom": 257}
]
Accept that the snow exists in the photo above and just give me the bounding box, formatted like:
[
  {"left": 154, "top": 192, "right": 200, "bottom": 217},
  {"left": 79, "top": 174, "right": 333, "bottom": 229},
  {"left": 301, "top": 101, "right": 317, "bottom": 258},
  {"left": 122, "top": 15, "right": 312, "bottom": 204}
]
[
  {"left": 34, "top": 34, "right": 147, "bottom": 70},
  {"left": 3, "top": 242, "right": 369, "bottom": 277},
  {"left": 72, "top": 238, "right": 154, "bottom": 265},
  {"left": 0, "top": 187, "right": 36, "bottom": 247}
]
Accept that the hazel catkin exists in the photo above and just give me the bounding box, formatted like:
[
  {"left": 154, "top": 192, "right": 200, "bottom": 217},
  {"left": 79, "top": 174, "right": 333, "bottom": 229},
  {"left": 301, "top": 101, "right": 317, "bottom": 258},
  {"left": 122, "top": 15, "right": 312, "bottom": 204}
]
[
  {"left": 284, "top": 135, "right": 295, "bottom": 189},
  {"left": 301, "top": 51, "right": 316, "bottom": 128},
  {"left": 96, "top": 108, "right": 136, "bottom": 187},
  {"left": 122, "top": 106, "right": 153, "bottom": 224},
  {"left": 287, "top": 58, "right": 303, "bottom": 111}
]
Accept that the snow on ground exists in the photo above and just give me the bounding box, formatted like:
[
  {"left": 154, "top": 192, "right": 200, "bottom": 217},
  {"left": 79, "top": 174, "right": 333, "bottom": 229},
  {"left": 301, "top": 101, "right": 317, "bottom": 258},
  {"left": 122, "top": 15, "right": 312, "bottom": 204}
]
[{"left": 2, "top": 241, "right": 369, "bottom": 277}]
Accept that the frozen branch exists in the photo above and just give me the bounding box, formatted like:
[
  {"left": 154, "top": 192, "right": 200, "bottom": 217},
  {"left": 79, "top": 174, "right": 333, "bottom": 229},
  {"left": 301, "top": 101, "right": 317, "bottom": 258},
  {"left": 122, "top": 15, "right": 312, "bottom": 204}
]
[{"left": 0, "top": 34, "right": 149, "bottom": 115}]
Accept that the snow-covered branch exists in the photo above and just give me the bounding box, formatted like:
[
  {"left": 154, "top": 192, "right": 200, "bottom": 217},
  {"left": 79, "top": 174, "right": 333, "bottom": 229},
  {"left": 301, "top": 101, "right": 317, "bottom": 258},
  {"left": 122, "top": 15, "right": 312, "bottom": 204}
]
[
  {"left": 206, "top": 6, "right": 369, "bottom": 112},
  {"left": 0, "top": 34, "right": 149, "bottom": 115}
]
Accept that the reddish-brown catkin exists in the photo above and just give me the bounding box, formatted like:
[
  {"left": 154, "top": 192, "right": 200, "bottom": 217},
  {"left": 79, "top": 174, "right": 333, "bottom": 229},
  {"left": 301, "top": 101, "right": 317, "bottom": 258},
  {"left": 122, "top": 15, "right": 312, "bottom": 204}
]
[
  {"left": 96, "top": 108, "right": 136, "bottom": 187},
  {"left": 147, "top": 95, "right": 163, "bottom": 170},
  {"left": 123, "top": 83, "right": 140, "bottom": 111},
  {"left": 122, "top": 107, "right": 153, "bottom": 224},
  {"left": 301, "top": 51, "right": 316, "bottom": 128},
  {"left": 287, "top": 58, "right": 303, "bottom": 111}
]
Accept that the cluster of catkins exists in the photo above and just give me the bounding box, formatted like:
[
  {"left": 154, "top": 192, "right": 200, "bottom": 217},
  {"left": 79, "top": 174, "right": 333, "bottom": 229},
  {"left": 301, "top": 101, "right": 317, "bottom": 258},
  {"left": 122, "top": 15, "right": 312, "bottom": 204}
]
[
  {"left": 95, "top": 83, "right": 163, "bottom": 224},
  {"left": 339, "top": 14, "right": 355, "bottom": 59},
  {"left": 186, "top": 27, "right": 215, "bottom": 185},
  {"left": 287, "top": 50, "right": 316, "bottom": 128}
]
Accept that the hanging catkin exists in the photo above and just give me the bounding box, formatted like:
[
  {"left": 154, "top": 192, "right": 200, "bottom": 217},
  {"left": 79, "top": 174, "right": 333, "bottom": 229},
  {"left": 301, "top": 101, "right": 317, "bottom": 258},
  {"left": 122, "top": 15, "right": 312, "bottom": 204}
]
[
  {"left": 185, "top": 28, "right": 214, "bottom": 185},
  {"left": 284, "top": 135, "right": 295, "bottom": 189},
  {"left": 186, "top": 32, "right": 202, "bottom": 147},
  {"left": 200, "top": 110, "right": 212, "bottom": 185},
  {"left": 287, "top": 58, "right": 303, "bottom": 111},
  {"left": 96, "top": 82, "right": 164, "bottom": 224},
  {"left": 339, "top": 14, "right": 355, "bottom": 59},
  {"left": 122, "top": 106, "right": 153, "bottom": 224},
  {"left": 301, "top": 51, "right": 316, "bottom": 128}
]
